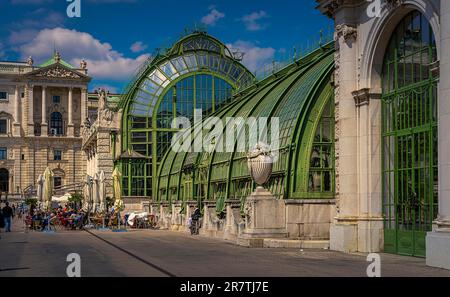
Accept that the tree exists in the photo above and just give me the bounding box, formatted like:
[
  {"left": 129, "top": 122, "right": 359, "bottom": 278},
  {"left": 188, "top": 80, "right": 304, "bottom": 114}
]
[{"left": 69, "top": 193, "right": 83, "bottom": 210}]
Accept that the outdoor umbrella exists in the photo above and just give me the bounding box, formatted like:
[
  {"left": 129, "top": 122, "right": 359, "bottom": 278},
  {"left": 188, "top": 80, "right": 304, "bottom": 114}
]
[
  {"left": 93, "top": 173, "right": 99, "bottom": 213},
  {"left": 82, "top": 175, "right": 92, "bottom": 212},
  {"left": 112, "top": 168, "right": 124, "bottom": 212},
  {"left": 99, "top": 171, "right": 107, "bottom": 213},
  {"left": 36, "top": 174, "right": 44, "bottom": 202},
  {"left": 42, "top": 167, "right": 54, "bottom": 211}
]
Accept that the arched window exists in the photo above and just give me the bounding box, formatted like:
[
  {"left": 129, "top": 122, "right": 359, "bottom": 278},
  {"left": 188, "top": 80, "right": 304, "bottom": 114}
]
[
  {"left": 381, "top": 10, "right": 438, "bottom": 257},
  {"left": 50, "top": 112, "right": 63, "bottom": 136},
  {"left": 0, "top": 168, "right": 9, "bottom": 193},
  {"left": 309, "top": 97, "right": 334, "bottom": 193}
]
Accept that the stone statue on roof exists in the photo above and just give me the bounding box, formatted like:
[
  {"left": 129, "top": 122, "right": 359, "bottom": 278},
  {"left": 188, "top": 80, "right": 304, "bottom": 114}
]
[
  {"left": 54, "top": 51, "right": 61, "bottom": 63},
  {"left": 97, "top": 88, "right": 108, "bottom": 111},
  {"left": 27, "top": 56, "right": 34, "bottom": 66},
  {"left": 80, "top": 59, "right": 87, "bottom": 70}
]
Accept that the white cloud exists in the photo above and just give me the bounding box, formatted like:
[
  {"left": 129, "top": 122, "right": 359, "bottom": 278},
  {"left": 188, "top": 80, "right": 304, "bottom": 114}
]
[
  {"left": 226, "top": 40, "right": 275, "bottom": 73},
  {"left": 201, "top": 8, "right": 225, "bottom": 26},
  {"left": 240, "top": 11, "right": 269, "bottom": 31},
  {"left": 19, "top": 27, "right": 150, "bottom": 81},
  {"left": 130, "top": 41, "right": 148, "bottom": 53}
]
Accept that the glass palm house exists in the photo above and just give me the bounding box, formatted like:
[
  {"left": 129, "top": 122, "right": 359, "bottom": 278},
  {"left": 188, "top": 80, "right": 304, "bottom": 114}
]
[
  {"left": 155, "top": 42, "right": 335, "bottom": 214},
  {"left": 117, "top": 31, "right": 335, "bottom": 216}
]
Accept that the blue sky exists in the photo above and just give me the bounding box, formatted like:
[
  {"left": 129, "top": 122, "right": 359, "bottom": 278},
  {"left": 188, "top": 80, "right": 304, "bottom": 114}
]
[{"left": 0, "top": 0, "right": 332, "bottom": 93}]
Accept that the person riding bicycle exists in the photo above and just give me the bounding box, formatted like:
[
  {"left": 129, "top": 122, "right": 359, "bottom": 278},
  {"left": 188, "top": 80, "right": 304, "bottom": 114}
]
[{"left": 190, "top": 208, "right": 201, "bottom": 235}]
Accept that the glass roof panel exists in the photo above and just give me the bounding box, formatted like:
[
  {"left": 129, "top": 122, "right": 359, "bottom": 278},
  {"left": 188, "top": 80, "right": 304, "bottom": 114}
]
[
  {"left": 148, "top": 69, "right": 167, "bottom": 85},
  {"left": 160, "top": 61, "right": 177, "bottom": 78},
  {"left": 184, "top": 54, "right": 198, "bottom": 69},
  {"left": 183, "top": 37, "right": 221, "bottom": 53},
  {"left": 219, "top": 59, "right": 232, "bottom": 75},
  {"left": 197, "top": 53, "right": 208, "bottom": 68},
  {"left": 140, "top": 79, "right": 160, "bottom": 94},
  {"left": 171, "top": 57, "right": 188, "bottom": 73}
]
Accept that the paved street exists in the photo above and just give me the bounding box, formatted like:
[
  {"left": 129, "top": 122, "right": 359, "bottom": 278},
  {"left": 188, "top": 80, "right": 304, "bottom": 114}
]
[{"left": 1, "top": 218, "right": 450, "bottom": 277}]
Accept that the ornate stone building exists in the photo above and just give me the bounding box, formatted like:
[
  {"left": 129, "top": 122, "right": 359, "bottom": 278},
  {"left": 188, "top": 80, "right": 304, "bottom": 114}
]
[
  {"left": 0, "top": 52, "right": 104, "bottom": 198},
  {"left": 316, "top": 0, "right": 449, "bottom": 269}
]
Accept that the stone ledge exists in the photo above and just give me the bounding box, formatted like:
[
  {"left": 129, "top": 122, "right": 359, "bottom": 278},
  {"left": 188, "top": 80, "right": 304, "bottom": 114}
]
[
  {"left": 237, "top": 237, "right": 264, "bottom": 248},
  {"left": 236, "top": 238, "right": 330, "bottom": 249},
  {"left": 284, "top": 199, "right": 335, "bottom": 205},
  {"left": 264, "top": 239, "right": 330, "bottom": 249}
]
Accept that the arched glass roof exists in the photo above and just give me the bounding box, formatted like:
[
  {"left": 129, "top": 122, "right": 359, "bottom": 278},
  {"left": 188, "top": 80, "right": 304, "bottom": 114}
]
[{"left": 122, "top": 32, "right": 254, "bottom": 118}]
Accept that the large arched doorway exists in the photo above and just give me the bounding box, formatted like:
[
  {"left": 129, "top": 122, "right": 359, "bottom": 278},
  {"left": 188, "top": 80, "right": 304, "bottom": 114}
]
[
  {"left": 382, "top": 10, "right": 438, "bottom": 257},
  {"left": 0, "top": 168, "right": 9, "bottom": 193}
]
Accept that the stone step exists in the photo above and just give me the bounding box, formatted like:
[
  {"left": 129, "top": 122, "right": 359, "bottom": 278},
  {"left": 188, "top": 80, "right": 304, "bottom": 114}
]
[{"left": 263, "top": 239, "right": 330, "bottom": 249}]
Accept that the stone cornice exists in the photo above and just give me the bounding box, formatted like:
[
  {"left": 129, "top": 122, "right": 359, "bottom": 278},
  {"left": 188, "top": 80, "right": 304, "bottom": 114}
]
[
  {"left": 316, "top": 0, "right": 406, "bottom": 18},
  {"left": 22, "top": 62, "right": 91, "bottom": 83}
]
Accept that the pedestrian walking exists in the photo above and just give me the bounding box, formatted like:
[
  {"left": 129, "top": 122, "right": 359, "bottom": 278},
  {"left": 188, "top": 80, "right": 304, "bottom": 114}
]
[
  {"left": 2, "top": 202, "right": 14, "bottom": 232},
  {"left": 0, "top": 208, "right": 4, "bottom": 238}
]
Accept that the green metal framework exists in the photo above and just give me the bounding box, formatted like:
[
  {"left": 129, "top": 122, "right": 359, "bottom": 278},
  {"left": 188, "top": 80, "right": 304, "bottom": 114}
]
[
  {"left": 118, "top": 32, "right": 255, "bottom": 197},
  {"left": 156, "top": 43, "right": 336, "bottom": 212},
  {"left": 382, "top": 11, "right": 439, "bottom": 257}
]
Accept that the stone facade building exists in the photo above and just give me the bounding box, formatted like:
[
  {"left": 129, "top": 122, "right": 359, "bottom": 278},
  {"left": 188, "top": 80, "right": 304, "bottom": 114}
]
[
  {"left": 316, "top": 0, "right": 450, "bottom": 269},
  {"left": 0, "top": 52, "right": 102, "bottom": 198}
]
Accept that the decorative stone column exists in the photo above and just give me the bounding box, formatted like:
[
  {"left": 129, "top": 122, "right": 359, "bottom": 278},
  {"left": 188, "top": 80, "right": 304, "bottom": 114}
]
[
  {"left": 427, "top": 0, "right": 450, "bottom": 270},
  {"left": 81, "top": 88, "right": 87, "bottom": 128},
  {"left": 352, "top": 88, "right": 384, "bottom": 253},
  {"left": 41, "top": 86, "right": 48, "bottom": 136},
  {"left": 329, "top": 21, "right": 360, "bottom": 253},
  {"left": 13, "top": 85, "right": 21, "bottom": 137},
  {"left": 27, "top": 84, "right": 34, "bottom": 136},
  {"left": 67, "top": 87, "right": 74, "bottom": 137}
]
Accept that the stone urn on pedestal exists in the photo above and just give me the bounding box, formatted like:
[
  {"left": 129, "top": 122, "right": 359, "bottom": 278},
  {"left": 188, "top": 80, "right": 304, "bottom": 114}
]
[{"left": 238, "top": 143, "right": 287, "bottom": 248}]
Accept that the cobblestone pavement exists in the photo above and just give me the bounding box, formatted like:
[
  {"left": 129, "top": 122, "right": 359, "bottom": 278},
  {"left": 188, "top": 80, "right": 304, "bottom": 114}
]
[{"left": 1, "top": 218, "right": 450, "bottom": 277}]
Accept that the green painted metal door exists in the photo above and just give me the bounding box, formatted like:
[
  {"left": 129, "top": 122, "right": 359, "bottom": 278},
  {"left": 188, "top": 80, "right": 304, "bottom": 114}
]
[{"left": 382, "top": 11, "right": 438, "bottom": 257}]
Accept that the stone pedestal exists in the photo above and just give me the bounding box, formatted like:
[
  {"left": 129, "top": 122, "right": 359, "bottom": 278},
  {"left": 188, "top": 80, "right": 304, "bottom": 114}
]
[
  {"left": 27, "top": 124, "right": 35, "bottom": 137},
  {"left": 67, "top": 124, "right": 75, "bottom": 137},
  {"left": 238, "top": 187, "right": 287, "bottom": 247},
  {"left": 200, "top": 202, "right": 225, "bottom": 238},
  {"left": 13, "top": 122, "right": 21, "bottom": 137},
  {"left": 224, "top": 201, "right": 245, "bottom": 241},
  {"left": 41, "top": 123, "right": 48, "bottom": 137},
  {"left": 427, "top": 221, "right": 450, "bottom": 270},
  {"left": 159, "top": 203, "right": 171, "bottom": 230},
  {"left": 330, "top": 217, "right": 384, "bottom": 253},
  {"left": 170, "top": 202, "right": 184, "bottom": 231}
]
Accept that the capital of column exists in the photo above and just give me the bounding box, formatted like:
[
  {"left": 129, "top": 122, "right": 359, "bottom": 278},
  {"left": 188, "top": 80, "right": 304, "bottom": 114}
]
[{"left": 351, "top": 88, "right": 381, "bottom": 107}]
